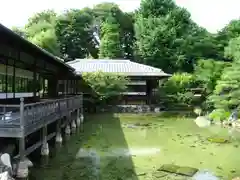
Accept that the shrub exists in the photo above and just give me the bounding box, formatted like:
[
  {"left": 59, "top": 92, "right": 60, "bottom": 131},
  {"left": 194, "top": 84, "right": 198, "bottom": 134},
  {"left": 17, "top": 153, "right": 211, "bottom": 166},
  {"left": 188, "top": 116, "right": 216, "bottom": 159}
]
[
  {"left": 158, "top": 73, "right": 198, "bottom": 108},
  {"left": 82, "top": 71, "right": 129, "bottom": 104},
  {"left": 208, "top": 109, "right": 231, "bottom": 122}
]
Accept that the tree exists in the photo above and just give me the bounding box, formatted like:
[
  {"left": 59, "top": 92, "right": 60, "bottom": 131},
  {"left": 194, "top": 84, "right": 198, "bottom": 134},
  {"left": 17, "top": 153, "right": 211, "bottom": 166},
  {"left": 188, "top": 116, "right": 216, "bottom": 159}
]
[
  {"left": 12, "top": 26, "right": 26, "bottom": 38},
  {"left": 29, "top": 28, "right": 60, "bottom": 55},
  {"left": 157, "top": 73, "right": 198, "bottom": 109},
  {"left": 23, "top": 10, "right": 60, "bottom": 55},
  {"left": 135, "top": 0, "right": 203, "bottom": 72},
  {"left": 82, "top": 71, "right": 129, "bottom": 104},
  {"left": 194, "top": 59, "right": 230, "bottom": 94},
  {"left": 25, "top": 10, "right": 57, "bottom": 28},
  {"left": 55, "top": 8, "right": 98, "bottom": 60},
  {"left": 93, "top": 3, "right": 135, "bottom": 60},
  {"left": 139, "top": 0, "right": 175, "bottom": 18},
  {"left": 216, "top": 19, "right": 240, "bottom": 61},
  {"left": 135, "top": 0, "right": 225, "bottom": 73},
  {"left": 208, "top": 37, "right": 240, "bottom": 116},
  {"left": 99, "top": 17, "right": 124, "bottom": 58},
  {"left": 224, "top": 36, "right": 240, "bottom": 60}
]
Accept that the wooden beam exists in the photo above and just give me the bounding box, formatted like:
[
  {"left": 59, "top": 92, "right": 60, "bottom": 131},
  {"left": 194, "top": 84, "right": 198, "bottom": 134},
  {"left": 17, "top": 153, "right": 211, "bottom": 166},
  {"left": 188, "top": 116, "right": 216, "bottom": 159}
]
[
  {"left": 5, "top": 58, "right": 8, "bottom": 98},
  {"left": 33, "top": 58, "right": 37, "bottom": 97}
]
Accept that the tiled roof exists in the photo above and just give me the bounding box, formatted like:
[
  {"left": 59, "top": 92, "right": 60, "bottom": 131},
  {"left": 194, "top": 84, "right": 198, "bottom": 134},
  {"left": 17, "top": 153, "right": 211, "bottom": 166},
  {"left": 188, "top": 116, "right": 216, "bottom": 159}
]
[{"left": 67, "top": 59, "right": 171, "bottom": 77}]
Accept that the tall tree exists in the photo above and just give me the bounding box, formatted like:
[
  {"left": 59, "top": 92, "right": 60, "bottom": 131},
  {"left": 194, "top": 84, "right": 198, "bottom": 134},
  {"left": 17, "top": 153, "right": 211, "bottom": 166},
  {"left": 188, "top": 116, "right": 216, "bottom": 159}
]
[
  {"left": 99, "top": 17, "right": 123, "bottom": 59},
  {"left": 23, "top": 10, "right": 60, "bottom": 55},
  {"left": 55, "top": 9, "right": 98, "bottom": 60},
  {"left": 135, "top": 0, "right": 222, "bottom": 73},
  {"left": 139, "top": 0, "right": 175, "bottom": 18},
  {"left": 93, "top": 3, "right": 135, "bottom": 60}
]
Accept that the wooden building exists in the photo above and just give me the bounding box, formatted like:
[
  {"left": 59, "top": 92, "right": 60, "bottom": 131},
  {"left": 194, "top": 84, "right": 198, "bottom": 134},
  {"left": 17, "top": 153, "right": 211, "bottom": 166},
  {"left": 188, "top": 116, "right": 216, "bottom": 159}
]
[
  {"left": 0, "top": 24, "right": 83, "bottom": 177},
  {"left": 67, "top": 59, "right": 170, "bottom": 105}
]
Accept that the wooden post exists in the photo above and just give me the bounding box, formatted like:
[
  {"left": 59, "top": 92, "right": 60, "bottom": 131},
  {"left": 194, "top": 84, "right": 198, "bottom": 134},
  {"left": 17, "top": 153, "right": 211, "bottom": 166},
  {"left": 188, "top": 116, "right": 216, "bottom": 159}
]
[
  {"left": 33, "top": 58, "right": 37, "bottom": 98},
  {"left": 76, "top": 108, "right": 81, "bottom": 127},
  {"left": 56, "top": 119, "right": 62, "bottom": 143},
  {"left": 41, "top": 125, "right": 49, "bottom": 156},
  {"left": 17, "top": 98, "right": 29, "bottom": 179},
  {"left": 19, "top": 98, "right": 25, "bottom": 160}
]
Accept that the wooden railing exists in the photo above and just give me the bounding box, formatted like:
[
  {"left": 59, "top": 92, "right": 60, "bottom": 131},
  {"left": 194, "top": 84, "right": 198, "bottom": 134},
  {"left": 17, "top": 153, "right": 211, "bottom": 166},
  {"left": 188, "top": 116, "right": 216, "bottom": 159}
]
[{"left": 0, "top": 95, "right": 83, "bottom": 136}]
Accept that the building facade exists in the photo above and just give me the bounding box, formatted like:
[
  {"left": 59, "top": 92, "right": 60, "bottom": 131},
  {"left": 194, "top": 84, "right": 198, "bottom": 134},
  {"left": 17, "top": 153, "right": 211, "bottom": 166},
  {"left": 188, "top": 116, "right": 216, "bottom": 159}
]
[{"left": 67, "top": 59, "right": 170, "bottom": 105}]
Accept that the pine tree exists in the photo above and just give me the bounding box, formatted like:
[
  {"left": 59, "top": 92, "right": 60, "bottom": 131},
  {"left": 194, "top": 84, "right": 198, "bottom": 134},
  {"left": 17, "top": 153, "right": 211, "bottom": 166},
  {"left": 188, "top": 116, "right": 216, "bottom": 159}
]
[{"left": 208, "top": 37, "right": 240, "bottom": 116}]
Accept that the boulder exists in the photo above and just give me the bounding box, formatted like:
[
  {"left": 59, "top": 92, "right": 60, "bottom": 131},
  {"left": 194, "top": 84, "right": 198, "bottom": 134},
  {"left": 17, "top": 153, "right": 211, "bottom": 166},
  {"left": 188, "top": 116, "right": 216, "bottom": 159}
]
[
  {"left": 0, "top": 172, "right": 13, "bottom": 180},
  {"left": 232, "top": 177, "right": 240, "bottom": 180},
  {"left": 194, "top": 116, "right": 211, "bottom": 128}
]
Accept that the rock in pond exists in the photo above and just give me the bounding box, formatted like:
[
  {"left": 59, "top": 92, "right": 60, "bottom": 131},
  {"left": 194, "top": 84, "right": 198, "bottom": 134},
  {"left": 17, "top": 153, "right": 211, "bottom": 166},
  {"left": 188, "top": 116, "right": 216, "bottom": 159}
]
[
  {"left": 194, "top": 116, "right": 211, "bottom": 128},
  {"left": 193, "top": 170, "right": 219, "bottom": 180},
  {"left": 0, "top": 172, "right": 13, "bottom": 180},
  {"left": 158, "top": 164, "right": 198, "bottom": 177}
]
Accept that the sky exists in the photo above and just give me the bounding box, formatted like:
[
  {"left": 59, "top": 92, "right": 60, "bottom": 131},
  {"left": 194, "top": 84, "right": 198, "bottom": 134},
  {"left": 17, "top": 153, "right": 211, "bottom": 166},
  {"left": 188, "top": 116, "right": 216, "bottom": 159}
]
[{"left": 0, "top": 0, "right": 240, "bottom": 33}]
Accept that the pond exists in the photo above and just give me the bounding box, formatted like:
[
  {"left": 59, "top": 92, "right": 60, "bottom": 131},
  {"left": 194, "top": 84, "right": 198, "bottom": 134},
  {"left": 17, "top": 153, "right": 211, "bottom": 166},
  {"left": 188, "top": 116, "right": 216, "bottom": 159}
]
[{"left": 29, "top": 113, "right": 240, "bottom": 180}]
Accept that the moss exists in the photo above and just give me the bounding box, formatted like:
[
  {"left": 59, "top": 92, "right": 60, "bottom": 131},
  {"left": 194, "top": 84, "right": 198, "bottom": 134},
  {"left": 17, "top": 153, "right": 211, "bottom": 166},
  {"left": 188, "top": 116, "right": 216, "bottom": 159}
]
[
  {"left": 207, "top": 137, "right": 229, "bottom": 143},
  {"left": 159, "top": 164, "right": 198, "bottom": 177}
]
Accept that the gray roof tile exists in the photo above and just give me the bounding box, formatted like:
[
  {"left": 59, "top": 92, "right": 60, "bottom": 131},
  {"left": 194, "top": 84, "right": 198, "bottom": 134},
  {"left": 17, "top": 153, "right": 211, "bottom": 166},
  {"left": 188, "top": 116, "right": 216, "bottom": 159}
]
[{"left": 67, "top": 59, "right": 171, "bottom": 77}]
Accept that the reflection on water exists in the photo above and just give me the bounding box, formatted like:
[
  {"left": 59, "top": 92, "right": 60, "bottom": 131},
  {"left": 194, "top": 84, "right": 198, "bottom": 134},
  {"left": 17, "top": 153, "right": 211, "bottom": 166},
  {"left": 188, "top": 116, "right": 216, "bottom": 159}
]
[
  {"left": 193, "top": 170, "right": 219, "bottom": 180},
  {"left": 76, "top": 147, "right": 161, "bottom": 158}
]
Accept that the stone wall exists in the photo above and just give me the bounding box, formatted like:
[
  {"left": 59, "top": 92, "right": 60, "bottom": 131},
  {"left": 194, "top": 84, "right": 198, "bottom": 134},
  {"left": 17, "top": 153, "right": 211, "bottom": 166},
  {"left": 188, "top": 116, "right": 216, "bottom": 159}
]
[{"left": 96, "top": 105, "right": 162, "bottom": 113}]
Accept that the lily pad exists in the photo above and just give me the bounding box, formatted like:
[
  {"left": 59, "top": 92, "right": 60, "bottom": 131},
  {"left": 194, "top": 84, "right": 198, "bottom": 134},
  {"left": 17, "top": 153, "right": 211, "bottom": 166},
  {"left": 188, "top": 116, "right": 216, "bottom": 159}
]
[{"left": 207, "top": 137, "right": 229, "bottom": 143}]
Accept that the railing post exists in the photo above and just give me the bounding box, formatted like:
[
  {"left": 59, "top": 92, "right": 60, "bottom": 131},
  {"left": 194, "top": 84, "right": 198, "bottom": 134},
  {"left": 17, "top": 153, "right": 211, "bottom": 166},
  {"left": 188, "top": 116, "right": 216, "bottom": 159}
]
[
  {"left": 56, "top": 101, "right": 62, "bottom": 144},
  {"left": 3, "top": 106, "right": 6, "bottom": 123},
  {"left": 19, "top": 98, "right": 25, "bottom": 160},
  {"left": 16, "top": 98, "right": 29, "bottom": 179}
]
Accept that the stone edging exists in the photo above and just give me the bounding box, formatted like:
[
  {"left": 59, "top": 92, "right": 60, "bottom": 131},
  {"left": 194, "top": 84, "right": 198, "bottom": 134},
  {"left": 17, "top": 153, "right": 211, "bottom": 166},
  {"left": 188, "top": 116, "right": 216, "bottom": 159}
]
[{"left": 96, "top": 105, "right": 162, "bottom": 113}]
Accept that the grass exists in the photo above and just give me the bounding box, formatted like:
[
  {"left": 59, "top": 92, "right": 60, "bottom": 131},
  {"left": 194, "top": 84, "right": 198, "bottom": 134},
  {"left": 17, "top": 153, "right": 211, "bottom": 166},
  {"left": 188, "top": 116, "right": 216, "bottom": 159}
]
[{"left": 29, "top": 113, "right": 240, "bottom": 180}]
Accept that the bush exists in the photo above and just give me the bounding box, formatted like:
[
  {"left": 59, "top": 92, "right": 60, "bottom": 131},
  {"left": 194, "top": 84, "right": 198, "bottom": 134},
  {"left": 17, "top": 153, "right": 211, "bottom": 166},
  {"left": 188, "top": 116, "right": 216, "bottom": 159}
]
[
  {"left": 193, "top": 59, "right": 230, "bottom": 111},
  {"left": 158, "top": 73, "right": 198, "bottom": 108},
  {"left": 208, "top": 109, "right": 231, "bottom": 122},
  {"left": 82, "top": 71, "right": 129, "bottom": 104}
]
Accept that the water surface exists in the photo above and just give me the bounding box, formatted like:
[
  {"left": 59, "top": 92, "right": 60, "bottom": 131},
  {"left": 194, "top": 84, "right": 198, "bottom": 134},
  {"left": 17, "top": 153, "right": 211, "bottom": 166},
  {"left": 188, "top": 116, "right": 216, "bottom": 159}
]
[{"left": 29, "top": 113, "right": 240, "bottom": 180}]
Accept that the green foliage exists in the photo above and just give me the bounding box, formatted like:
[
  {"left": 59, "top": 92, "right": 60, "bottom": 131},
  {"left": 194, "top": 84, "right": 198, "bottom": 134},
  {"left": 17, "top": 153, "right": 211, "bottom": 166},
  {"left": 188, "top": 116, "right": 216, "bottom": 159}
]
[
  {"left": 25, "top": 10, "right": 57, "bottom": 28},
  {"left": 82, "top": 71, "right": 129, "bottom": 103},
  {"left": 29, "top": 27, "right": 60, "bottom": 55},
  {"left": 208, "top": 37, "right": 240, "bottom": 114},
  {"left": 135, "top": 0, "right": 216, "bottom": 73},
  {"left": 208, "top": 109, "right": 231, "bottom": 122},
  {"left": 55, "top": 9, "right": 97, "bottom": 60},
  {"left": 194, "top": 59, "right": 230, "bottom": 94},
  {"left": 224, "top": 36, "right": 240, "bottom": 60},
  {"left": 139, "top": 0, "right": 176, "bottom": 17},
  {"left": 12, "top": 26, "right": 26, "bottom": 38},
  {"left": 159, "top": 73, "right": 197, "bottom": 106},
  {"left": 99, "top": 17, "right": 124, "bottom": 59},
  {"left": 20, "top": 10, "right": 60, "bottom": 55}
]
